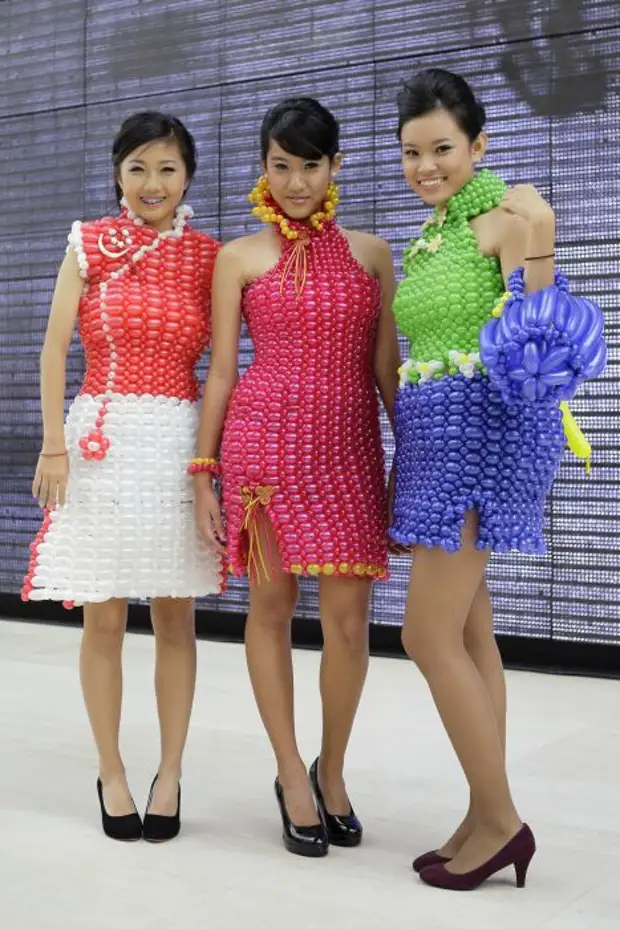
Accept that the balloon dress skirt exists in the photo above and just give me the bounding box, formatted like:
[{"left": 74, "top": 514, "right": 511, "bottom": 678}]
[
  {"left": 390, "top": 373, "right": 566, "bottom": 555},
  {"left": 24, "top": 393, "right": 226, "bottom": 606}
]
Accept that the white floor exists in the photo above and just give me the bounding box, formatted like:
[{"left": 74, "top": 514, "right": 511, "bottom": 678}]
[{"left": 0, "top": 621, "right": 619, "bottom": 929}]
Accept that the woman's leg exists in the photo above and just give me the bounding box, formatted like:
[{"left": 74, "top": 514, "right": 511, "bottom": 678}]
[
  {"left": 148, "top": 597, "right": 196, "bottom": 815},
  {"left": 435, "top": 577, "right": 508, "bottom": 857},
  {"left": 243, "top": 522, "right": 316, "bottom": 824},
  {"left": 403, "top": 513, "right": 521, "bottom": 873},
  {"left": 80, "top": 598, "right": 131, "bottom": 814},
  {"left": 316, "top": 576, "right": 372, "bottom": 812}
]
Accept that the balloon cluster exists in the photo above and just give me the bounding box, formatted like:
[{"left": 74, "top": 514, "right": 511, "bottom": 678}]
[{"left": 480, "top": 268, "right": 607, "bottom": 405}]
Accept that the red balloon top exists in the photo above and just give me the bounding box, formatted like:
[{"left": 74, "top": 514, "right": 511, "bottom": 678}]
[{"left": 68, "top": 205, "right": 219, "bottom": 402}]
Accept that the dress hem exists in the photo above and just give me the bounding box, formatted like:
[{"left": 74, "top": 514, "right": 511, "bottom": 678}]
[
  {"left": 388, "top": 526, "right": 546, "bottom": 556},
  {"left": 228, "top": 560, "right": 389, "bottom": 582},
  {"left": 23, "top": 578, "right": 227, "bottom": 609}
]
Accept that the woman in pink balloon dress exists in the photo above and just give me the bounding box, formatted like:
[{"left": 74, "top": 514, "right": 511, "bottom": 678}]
[{"left": 194, "top": 97, "right": 400, "bottom": 856}]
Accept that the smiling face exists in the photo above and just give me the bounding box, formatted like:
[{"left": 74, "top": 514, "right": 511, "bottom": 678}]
[
  {"left": 116, "top": 137, "right": 188, "bottom": 230},
  {"left": 400, "top": 106, "right": 487, "bottom": 206},
  {"left": 263, "top": 139, "right": 340, "bottom": 221}
]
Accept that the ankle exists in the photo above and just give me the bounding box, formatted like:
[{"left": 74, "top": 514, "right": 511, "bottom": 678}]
[
  {"left": 276, "top": 757, "right": 308, "bottom": 785},
  {"left": 317, "top": 755, "right": 345, "bottom": 784},
  {"left": 476, "top": 813, "right": 522, "bottom": 839},
  {"left": 98, "top": 763, "right": 126, "bottom": 784},
  {"left": 157, "top": 762, "right": 182, "bottom": 782}
]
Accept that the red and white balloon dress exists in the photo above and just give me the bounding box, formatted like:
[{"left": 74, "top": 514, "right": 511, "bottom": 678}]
[{"left": 22, "top": 204, "right": 226, "bottom": 606}]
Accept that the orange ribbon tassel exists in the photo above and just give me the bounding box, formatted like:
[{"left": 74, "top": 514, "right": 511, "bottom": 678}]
[
  {"left": 280, "top": 235, "right": 308, "bottom": 297},
  {"left": 241, "top": 485, "right": 278, "bottom": 584}
]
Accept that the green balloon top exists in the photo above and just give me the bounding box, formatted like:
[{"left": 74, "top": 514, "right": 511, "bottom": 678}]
[{"left": 393, "top": 169, "right": 508, "bottom": 384}]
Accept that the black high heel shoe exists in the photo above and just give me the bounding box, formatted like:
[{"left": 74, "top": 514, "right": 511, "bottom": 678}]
[
  {"left": 142, "top": 774, "right": 181, "bottom": 843},
  {"left": 274, "top": 778, "right": 328, "bottom": 857},
  {"left": 96, "top": 778, "right": 143, "bottom": 842},
  {"left": 309, "top": 758, "right": 363, "bottom": 847}
]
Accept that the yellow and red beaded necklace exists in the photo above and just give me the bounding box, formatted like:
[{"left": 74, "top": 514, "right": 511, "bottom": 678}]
[
  {"left": 248, "top": 176, "right": 339, "bottom": 296},
  {"left": 248, "top": 174, "right": 339, "bottom": 239}
]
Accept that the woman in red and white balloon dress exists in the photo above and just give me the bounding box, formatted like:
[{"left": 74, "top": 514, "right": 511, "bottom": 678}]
[
  {"left": 22, "top": 112, "right": 224, "bottom": 841},
  {"left": 24, "top": 140, "right": 224, "bottom": 605}
]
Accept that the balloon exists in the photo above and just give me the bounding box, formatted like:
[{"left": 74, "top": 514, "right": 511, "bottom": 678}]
[
  {"left": 523, "top": 341, "right": 541, "bottom": 374},
  {"left": 507, "top": 267, "right": 525, "bottom": 294},
  {"left": 560, "top": 401, "right": 592, "bottom": 467},
  {"left": 541, "top": 368, "right": 573, "bottom": 387},
  {"left": 578, "top": 304, "right": 605, "bottom": 359},
  {"left": 500, "top": 307, "right": 516, "bottom": 342},
  {"left": 554, "top": 294, "right": 572, "bottom": 331},
  {"left": 522, "top": 290, "right": 543, "bottom": 327},
  {"left": 510, "top": 297, "right": 527, "bottom": 331},
  {"left": 478, "top": 318, "right": 499, "bottom": 360},
  {"left": 506, "top": 345, "right": 522, "bottom": 367},
  {"left": 522, "top": 377, "right": 538, "bottom": 402},
  {"left": 539, "top": 344, "right": 572, "bottom": 373},
  {"left": 563, "top": 297, "right": 588, "bottom": 339},
  {"left": 584, "top": 340, "right": 608, "bottom": 378},
  {"left": 535, "top": 288, "right": 556, "bottom": 329}
]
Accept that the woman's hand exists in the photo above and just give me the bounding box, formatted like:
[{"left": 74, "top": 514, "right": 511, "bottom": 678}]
[
  {"left": 497, "top": 185, "right": 555, "bottom": 288},
  {"left": 194, "top": 477, "right": 227, "bottom": 556},
  {"left": 499, "top": 184, "right": 555, "bottom": 230},
  {"left": 32, "top": 452, "right": 69, "bottom": 510}
]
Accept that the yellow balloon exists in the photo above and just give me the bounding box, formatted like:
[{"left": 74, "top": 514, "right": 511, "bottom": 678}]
[{"left": 559, "top": 401, "right": 592, "bottom": 474}]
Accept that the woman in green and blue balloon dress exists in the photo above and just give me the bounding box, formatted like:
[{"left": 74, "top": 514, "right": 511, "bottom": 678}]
[{"left": 390, "top": 69, "right": 606, "bottom": 891}]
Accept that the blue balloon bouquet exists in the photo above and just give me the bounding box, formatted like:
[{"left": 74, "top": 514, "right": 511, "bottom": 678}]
[{"left": 479, "top": 268, "right": 607, "bottom": 470}]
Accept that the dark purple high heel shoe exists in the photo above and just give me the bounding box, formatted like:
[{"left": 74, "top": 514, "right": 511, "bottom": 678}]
[
  {"left": 419, "top": 824, "right": 536, "bottom": 891},
  {"left": 412, "top": 850, "right": 450, "bottom": 873}
]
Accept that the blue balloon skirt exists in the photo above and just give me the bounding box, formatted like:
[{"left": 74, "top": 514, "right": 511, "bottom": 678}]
[{"left": 390, "top": 373, "right": 565, "bottom": 554}]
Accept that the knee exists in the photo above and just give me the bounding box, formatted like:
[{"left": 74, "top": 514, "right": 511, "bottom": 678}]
[
  {"left": 151, "top": 599, "right": 195, "bottom": 647},
  {"left": 323, "top": 611, "right": 368, "bottom": 655},
  {"left": 463, "top": 621, "right": 484, "bottom": 655},
  {"left": 83, "top": 604, "right": 126, "bottom": 653},
  {"left": 249, "top": 582, "right": 298, "bottom": 629},
  {"left": 401, "top": 620, "right": 443, "bottom": 677},
  {"left": 401, "top": 623, "right": 420, "bottom": 666},
  {"left": 463, "top": 622, "right": 500, "bottom": 665}
]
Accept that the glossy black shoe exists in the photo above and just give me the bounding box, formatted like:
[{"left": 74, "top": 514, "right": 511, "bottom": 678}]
[
  {"left": 309, "top": 758, "right": 363, "bottom": 847},
  {"left": 96, "top": 778, "right": 143, "bottom": 842},
  {"left": 274, "top": 778, "right": 328, "bottom": 857},
  {"left": 142, "top": 774, "right": 181, "bottom": 843}
]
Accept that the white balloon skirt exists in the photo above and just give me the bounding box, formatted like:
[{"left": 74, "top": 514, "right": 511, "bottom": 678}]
[{"left": 24, "top": 393, "right": 226, "bottom": 606}]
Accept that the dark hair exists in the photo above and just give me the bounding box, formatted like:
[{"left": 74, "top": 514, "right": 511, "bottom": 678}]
[
  {"left": 260, "top": 97, "right": 340, "bottom": 162},
  {"left": 396, "top": 68, "right": 486, "bottom": 141},
  {"left": 112, "top": 111, "right": 197, "bottom": 205}
]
